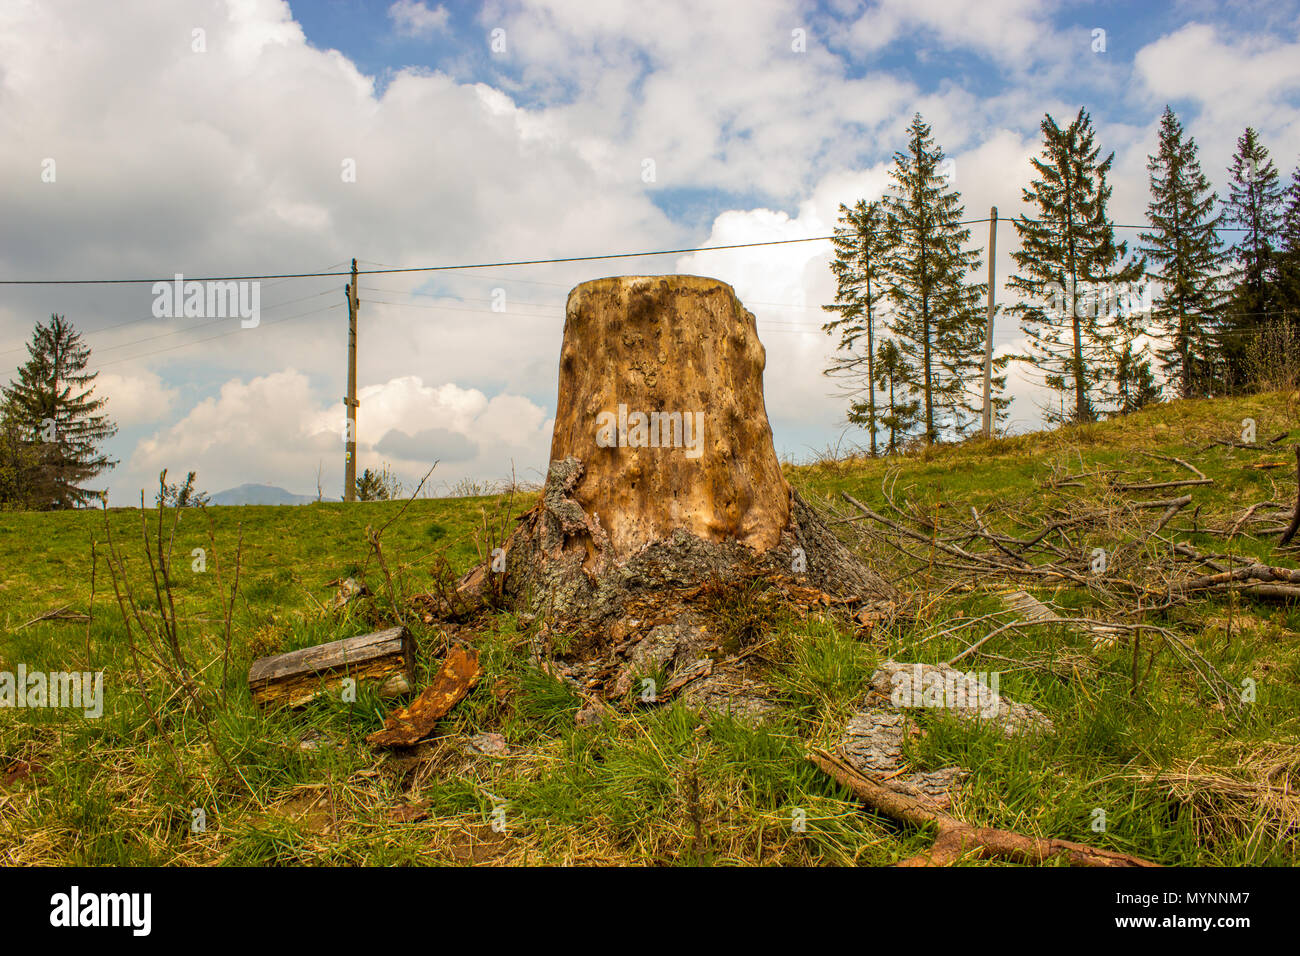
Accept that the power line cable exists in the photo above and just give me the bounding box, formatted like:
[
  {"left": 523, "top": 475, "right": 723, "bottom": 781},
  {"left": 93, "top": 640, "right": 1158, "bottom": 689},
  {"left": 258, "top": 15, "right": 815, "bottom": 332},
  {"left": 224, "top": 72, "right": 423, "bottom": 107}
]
[
  {"left": 0, "top": 286, "right": 339, "bottom": 358},
  {"left": 91, "top": 302, "right": 345, "bottom": 370},
  {"left": 0, "top": 218, "right": 1258, "bottom": 286}
]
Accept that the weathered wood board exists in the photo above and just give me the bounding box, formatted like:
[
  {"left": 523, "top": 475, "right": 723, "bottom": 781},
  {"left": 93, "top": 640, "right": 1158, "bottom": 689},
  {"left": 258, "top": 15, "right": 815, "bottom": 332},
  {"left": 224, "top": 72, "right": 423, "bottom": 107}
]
[{"left": 248, "top": 627, "right": 414, "bottom": 708}]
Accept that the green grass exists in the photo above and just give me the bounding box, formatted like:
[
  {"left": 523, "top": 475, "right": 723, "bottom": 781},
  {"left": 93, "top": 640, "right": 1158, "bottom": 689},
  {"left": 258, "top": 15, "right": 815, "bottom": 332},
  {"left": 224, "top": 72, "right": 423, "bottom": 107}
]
[{"left": 1, "top": 392, "right": 1298, "bottom": 865}]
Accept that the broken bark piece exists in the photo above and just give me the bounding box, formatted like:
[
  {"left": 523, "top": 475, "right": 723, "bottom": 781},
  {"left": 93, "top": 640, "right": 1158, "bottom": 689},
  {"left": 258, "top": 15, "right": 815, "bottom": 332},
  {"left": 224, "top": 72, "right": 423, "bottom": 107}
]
[
  {"left": 248, "top": 626, "right": 414, "bottom": 709},
  {"left": 387, "top": 802, "right": 430, "bottom": 823},
  {"left": 328, "top": 577, "right": 370, "bottom": 611},
  {"left": 465, "top": 732, "right": 509, "bottom": 755},
  {"left": 1, "top": 759, "right": 42, "bottom": 788},
  {"left": 809, "top": 749, "right": 1159, "bottom": 868},
  {"left": 662, "top": 658, "right": 713, "bottom": 698},
  {"left": 678, "top": 671, "right": 775, "bottom": 721},
  {"left": 836, "top": 660, "right": 1053, "bottom": 810},
  {"left": 367, "top": 645, "right": 481, "bottom": 748},
  {"left": 841, "top": 709, "right": 966, "bottom": 809}
]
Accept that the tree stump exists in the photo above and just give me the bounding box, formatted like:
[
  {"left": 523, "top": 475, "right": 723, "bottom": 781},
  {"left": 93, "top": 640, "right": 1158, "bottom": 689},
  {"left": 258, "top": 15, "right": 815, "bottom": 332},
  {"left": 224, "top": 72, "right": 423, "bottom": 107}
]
[{"left": 460, "top": 275, "right": 894, "bottom": 691}]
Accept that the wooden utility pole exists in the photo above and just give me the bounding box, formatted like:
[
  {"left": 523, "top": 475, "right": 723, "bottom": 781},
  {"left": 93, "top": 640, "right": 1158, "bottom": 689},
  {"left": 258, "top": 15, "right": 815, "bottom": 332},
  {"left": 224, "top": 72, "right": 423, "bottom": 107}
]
[
  {"left": 982, "top": 207, "right": 998, "bottom": 438},
  {"left": 344, "top": 259, "right": 359, "bottom": 502}
]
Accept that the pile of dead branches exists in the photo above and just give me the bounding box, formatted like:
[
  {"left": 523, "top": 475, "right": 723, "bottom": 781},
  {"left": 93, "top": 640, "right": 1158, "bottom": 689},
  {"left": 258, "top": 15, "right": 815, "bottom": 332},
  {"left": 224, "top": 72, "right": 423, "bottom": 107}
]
[{"left": 833, "top": 446, "right": 1300, "bottom": 609}]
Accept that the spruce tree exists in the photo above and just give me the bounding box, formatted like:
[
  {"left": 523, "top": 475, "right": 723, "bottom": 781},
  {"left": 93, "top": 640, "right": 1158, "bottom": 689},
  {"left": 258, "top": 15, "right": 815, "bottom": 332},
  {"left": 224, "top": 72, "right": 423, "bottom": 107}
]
[
  {"left": 1008, "top": 108, "right": 1145, "bottom": 423},
  {"left": 1278, "top": 161, "right": 1300, "bottom": 335},
  {"left": 1139, "top": 106, "right": 1228, "bottom": 398},
  {"left": 355, "top": 468, "right": 388, "bottom": 501},
  {"left": 2, "top": 314, "right": 117, "bottom": 509},
  {"left": 874, "top": 338, "right": 921, "bottom": 453},
  {"left": 1114, "top": 341, "right": 1162, "bottom": 414},
  {"left": 1222, "top": 128, "right": 1284, "bottom": 389},
  {"left": 881, "top": 112, "right": 990, "bottom": 444},
  {"left": 822, "top": 199, "right": 891, "bottom": 454},
  {"left": 0, "top": 399, "right": 39, "bottom": 509}
]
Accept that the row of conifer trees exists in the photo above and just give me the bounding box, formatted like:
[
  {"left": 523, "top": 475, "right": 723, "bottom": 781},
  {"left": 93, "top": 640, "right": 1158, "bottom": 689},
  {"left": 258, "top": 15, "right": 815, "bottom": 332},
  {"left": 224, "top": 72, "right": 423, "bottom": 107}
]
[{"left": 824, "top": 107, "right": 1300, "bottom": 451}]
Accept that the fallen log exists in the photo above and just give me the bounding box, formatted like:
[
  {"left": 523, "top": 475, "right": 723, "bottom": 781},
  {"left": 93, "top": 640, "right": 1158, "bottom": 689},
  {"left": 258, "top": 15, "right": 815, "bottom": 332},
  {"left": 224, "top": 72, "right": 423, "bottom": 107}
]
[
  {"left": 367, "top": 644, "right": 481, "bottom": 748},
  {"left": 248, "top": 626, "right": 414, "bottom": 709},
  {"left": 1183, "top": 563, "right": 1300, "bottom": 589},
  {"left": 809, "top": 748, "right": 1159, "bottom": 868}
]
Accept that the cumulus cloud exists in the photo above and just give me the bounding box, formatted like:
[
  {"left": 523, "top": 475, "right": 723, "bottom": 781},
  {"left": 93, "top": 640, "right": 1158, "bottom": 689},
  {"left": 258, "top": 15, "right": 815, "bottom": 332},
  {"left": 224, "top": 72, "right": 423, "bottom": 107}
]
[
  {"left": 479, "top": 0, "right": 919, "bottom": 198},
  {"left": 1135, "top": 23, "right": 1300, "bottom": 115},
  {"left": 1133, "top": 22, "right": 1300, "bottom": 173},
  {"left": 122, "top": 370, "right": 551, "bottom": 499},
  {"left": 375, "top": 425, "right": 478, "bottom": 462},
  {"left": 95, "top": 371, "right": 179, "bottom": 426},
  {"left": 841, "top": 0, "right": 1058, "bottom": 68}
]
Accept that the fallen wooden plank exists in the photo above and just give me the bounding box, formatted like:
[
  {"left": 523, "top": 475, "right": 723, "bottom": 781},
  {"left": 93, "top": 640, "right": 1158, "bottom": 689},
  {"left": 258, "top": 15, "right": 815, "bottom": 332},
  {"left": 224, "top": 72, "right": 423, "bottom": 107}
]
[
  {"left": 248, "top": 626, "right": 414, "bottom": 709},
  {"left": 367, "top": 645, "right": 481, "bottom": 748}
]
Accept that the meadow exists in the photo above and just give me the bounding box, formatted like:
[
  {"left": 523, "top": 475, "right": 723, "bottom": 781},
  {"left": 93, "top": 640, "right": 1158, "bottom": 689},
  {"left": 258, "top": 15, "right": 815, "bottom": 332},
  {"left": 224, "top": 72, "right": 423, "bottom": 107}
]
[{"left": 1, "top": 392, "right": 1297, "bottom": 865}]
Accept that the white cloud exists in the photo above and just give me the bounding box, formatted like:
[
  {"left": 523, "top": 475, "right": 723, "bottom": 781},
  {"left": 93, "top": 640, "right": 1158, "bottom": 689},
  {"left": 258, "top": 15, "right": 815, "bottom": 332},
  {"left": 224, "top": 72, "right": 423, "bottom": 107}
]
[
  {"left": 1135, "top": 22, "right": 1300, "bottom": 119},
  {"left": 95, "top": 371, "right": 179, "bottom": 426},
  {"left": 123, "top": 370, "right": 551, "bottom": 500},
  {"left": 842, "top": 0, "right": 1056, "bottom": 68},
  {"left": 388, "top": 1, "right": 451, "bottom": 39},
  {"left": 478, "top": 0, "right": 919, "bottom": 198},
  {"left": 1130, "top": 22, "right": 1300, "bottom": 198}
]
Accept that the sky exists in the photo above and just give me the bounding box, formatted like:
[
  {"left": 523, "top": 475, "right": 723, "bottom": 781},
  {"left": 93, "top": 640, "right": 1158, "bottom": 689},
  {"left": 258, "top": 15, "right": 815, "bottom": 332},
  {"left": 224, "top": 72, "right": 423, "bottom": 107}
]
[{"left": 2, "top": 0, "right": 1300, "bottom": 504}]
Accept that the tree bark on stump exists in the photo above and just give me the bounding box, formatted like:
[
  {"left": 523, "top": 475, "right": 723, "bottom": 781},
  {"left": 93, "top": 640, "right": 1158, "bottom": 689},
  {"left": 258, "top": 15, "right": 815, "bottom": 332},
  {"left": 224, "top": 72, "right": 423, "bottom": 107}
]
[{"left": 459, "top": 275, "right": 894, "bottom": 665}]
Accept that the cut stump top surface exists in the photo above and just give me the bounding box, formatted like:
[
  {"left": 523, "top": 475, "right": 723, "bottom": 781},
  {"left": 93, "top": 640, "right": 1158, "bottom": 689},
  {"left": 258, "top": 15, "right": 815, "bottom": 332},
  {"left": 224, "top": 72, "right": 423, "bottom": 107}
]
[{"left": 553, "top": 274, "right": 789, "bottom": 557}]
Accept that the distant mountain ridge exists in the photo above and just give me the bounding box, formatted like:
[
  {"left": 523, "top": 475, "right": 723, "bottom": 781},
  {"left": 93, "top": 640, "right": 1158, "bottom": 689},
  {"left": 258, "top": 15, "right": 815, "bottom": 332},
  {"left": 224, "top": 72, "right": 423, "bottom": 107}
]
[{"left": 209, "top": 483, "right": 317, "bottom": 506}]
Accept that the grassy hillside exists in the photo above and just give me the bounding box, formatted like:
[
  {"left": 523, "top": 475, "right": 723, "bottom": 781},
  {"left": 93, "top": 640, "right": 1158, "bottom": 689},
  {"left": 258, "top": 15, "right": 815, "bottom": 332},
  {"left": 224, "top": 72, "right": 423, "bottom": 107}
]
[{"left": 2, "top": 392, "right": 1298, "bottom": 865}]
